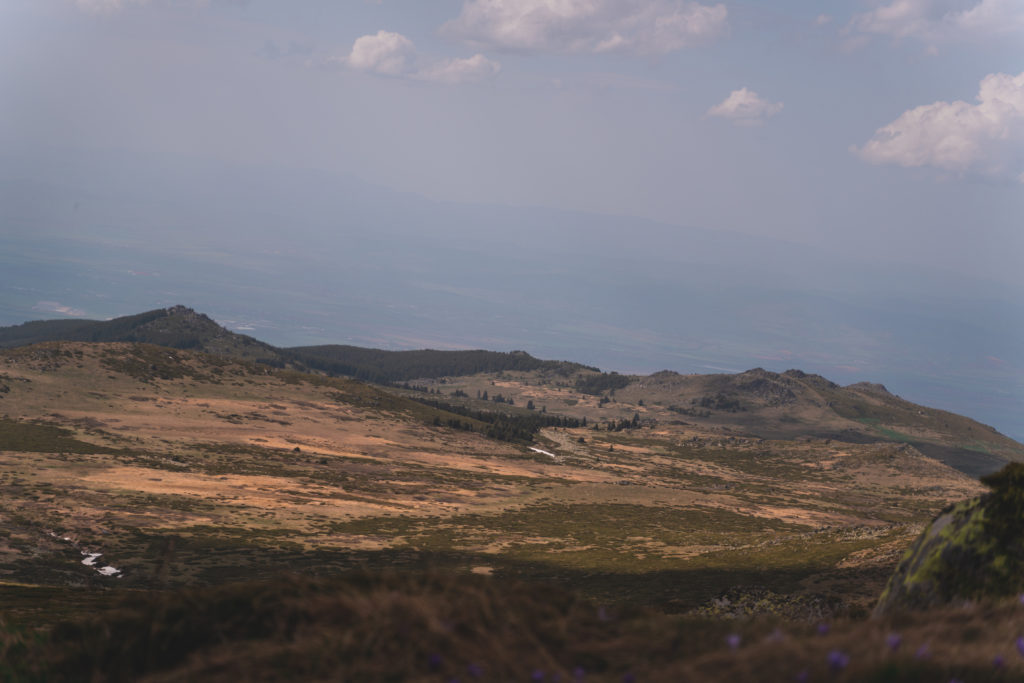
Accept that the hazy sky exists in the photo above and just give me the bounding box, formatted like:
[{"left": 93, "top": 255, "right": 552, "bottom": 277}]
[
  {"left": 1, "top": 0, "right": 1022, "bottom": 283},
  {"left": 2, "top": 1, "right": 1024, "bottom": 439}
]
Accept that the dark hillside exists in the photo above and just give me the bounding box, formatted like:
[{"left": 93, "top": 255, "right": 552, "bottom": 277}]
[
  {"left": 0, "top": 306, "right": 285, "bottom": 364},
  {"left": 0, "top": 318, "right": 104, "bottom": 347},
  {"left": 0, "top": 310, "right": 594, "bottom": 383},
  {"left": 286, "top": 344, "right": 594, "bottom": 383}
]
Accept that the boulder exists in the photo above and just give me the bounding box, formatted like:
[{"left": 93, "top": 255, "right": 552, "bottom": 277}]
[{"left": 874, "top": 463, "right": 1024, "bottom": 615}]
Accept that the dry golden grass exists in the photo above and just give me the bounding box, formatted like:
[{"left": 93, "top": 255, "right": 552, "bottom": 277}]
[{"left": 0, "top": 342, "right": 986, "bottom": 615}]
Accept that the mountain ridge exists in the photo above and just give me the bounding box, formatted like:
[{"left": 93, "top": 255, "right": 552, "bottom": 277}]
[
  {"left": 0, "top": 306, "right": 591, "bottom": 380},
  {"left": 0, "top": 316, "right": 1016, "bottom": 682},
  {"left": 0, "top": 305, "right": 283, "bottom": 364},
  {"left": 2, "top": 305, "right": 1020, "bottom": 477}
]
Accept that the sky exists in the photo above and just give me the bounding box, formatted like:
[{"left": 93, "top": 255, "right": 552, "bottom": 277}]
[
  {"left": 1, "top": 0, "right": 1022, "bottom": 273},
  {"left": 1, "top": 0, "right": 1023, "bottom": 436}
]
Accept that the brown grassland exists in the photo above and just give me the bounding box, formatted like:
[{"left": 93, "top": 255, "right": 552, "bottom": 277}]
[{"left": 0, "top": 341, "right": 1020, "bottom": 681}]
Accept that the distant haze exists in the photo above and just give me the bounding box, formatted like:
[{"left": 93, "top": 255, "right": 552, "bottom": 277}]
[{"left": 1, "top": 2, "right": 1022, "bottom": 440}]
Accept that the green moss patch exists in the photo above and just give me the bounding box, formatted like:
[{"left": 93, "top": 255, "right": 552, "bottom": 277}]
[{"left": 0, "top": 418, "right": 109, "bottom": 455}]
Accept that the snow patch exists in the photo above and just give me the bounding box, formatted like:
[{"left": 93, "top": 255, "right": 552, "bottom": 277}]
[
  {"left": 51, "top": 532, "right": 123, "bottom": 578},
  {"left": 80, "top": 551, "right": 122, "bottom": 577}
]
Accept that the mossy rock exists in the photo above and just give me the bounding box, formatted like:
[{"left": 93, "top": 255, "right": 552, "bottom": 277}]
[{"left": 874, "top": 463, "right": 1024, "bottom": 615}]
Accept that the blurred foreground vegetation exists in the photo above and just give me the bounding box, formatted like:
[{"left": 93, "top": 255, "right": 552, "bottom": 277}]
[{"left": 3, "top": 572, "right": 1024, "bottom": 682}]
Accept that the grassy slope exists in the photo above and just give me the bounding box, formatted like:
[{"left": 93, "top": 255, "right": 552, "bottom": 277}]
[
  {"left": 4, "top": 308, "right": 1018, "bottom": 477},
  {"left": 0, "top": 341, "right": 1016, "bottom": 681},
  {"left": 0, "top": 341, "right": 985, "bottom": 619},
  {"left": 433, "top": 366, "right": 1024, "bottom": 477}
]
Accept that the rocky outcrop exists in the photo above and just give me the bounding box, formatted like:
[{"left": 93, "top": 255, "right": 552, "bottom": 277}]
[{"left": 874, "top": 463, "right": 1024, "bottom": 615}]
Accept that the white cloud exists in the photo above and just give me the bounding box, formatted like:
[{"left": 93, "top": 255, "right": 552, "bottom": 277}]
[
  {"left": 417, "top": 54, "right": 501, "bottom": 84},
  {"left": 849, "top": 0, "right": 940, "bottom": 40},
  {"left": 707, "top": 88, "right": 783, "bottom": 126},
  {"left": 347, "top": 30, "right": 416, "bottom": 76},
  {"left": 853, "top": 71, "right": 1024, "bottom": 180},
  {"left": 441, "top": 0, "right": 728, "bottom": 55},
  {"left": 342, "top": 31, "right": 500, "bottom": 85},
  {"left": 954, "top": 0, "right": 1024, "bottom": 33},
  {"left": 847, "top": 0, "right": 1024, "bottom": 44}
]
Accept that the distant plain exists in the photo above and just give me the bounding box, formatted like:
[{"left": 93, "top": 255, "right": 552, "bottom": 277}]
[{"left": 2, "top": 161, "right": 1022, "bottom": 443}]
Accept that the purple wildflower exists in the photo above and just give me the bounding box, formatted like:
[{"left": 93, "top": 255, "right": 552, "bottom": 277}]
[
  {"left": 914, "top": 644, "right": 930, "bottom": 660},
  {"left": 726, "top": 633, "right": 742, "bottom": 650},
  {"left": 795, "top": 670, "right": 809, "bottom": 683},
  {"left": 826, "top": 650, "right": 849, "bottom": 672},
  {"left": 573, "top": 665, "right": 586, "bottom": 681},
  {"left": 466, "top": 663, "right": 483, "bottom": 678},
  {"left": 993, "top": 655, "right": 1005, "bottom": 669},
  {"left": 1017, "top": 636, "right": 1024, "bottom": 657},
  {"left": 1019, "top": 592, "right": 1024, "bottom": 605},
  {"left": 816, "top": 622, "right": 830, "bottom": 636},
  {"left": 532, "top": 669, "right": 546, "bottom": 682},
  {"left": 886, "top": 633, "right": 902, "bottom": 652}
]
